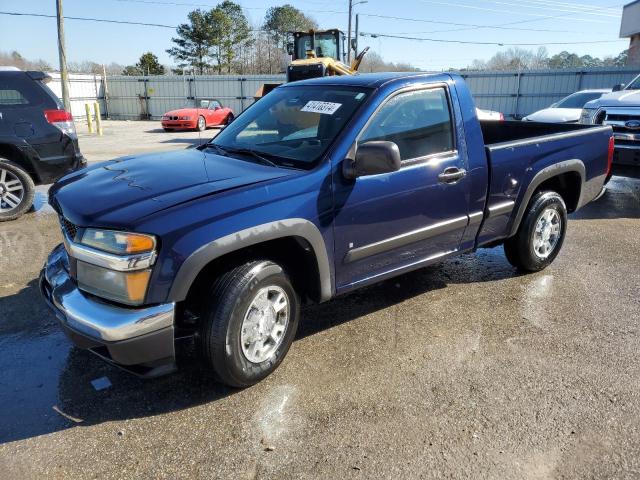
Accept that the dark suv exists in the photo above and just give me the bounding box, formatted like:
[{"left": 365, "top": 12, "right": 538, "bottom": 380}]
[{"left": 0, "top": 68, "right": 85, "bottom": 221}]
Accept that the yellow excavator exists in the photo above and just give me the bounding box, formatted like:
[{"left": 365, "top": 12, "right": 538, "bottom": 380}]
[{"left": 254, "top": 29, "right": 369, "bottom": 99}]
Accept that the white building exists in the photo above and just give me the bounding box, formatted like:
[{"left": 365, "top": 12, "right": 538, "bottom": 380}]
[{"left": 621, "top": 1, "right": 640, "bottom": 65}]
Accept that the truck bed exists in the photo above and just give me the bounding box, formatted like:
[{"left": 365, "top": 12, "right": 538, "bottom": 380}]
[
  {"left": 475, "top": 120, "right": 612, "bottom": 248},
  {"left": 479, "top": 120, "right": 597, "bottom": 146}
]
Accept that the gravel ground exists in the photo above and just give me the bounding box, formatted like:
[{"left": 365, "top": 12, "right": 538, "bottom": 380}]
[{"left": 0, "top": 121, "right": 639, "bottom": 479}]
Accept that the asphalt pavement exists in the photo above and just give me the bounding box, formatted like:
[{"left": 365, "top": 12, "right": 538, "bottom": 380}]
[{"left": 0, "top": 122, "right": 639, "bottom": 479}]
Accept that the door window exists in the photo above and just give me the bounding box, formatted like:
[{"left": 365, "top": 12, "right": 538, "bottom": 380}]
[
  {"left": 358, "top": 87, "right": 454, "bottom": 161},
  {"left": 208, "top": 100, "right": 221, "bottom": 110}
]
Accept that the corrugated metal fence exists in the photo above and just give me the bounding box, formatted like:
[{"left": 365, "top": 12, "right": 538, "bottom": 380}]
[
  {"left": 104, "top": 74, "right": 283, "bottom": 120},
  {"left": 54, "top": 68, "right": 640, "bottom": 120},
  {"left": 461, "top": 67, "right": 639, "bottom": 118}
]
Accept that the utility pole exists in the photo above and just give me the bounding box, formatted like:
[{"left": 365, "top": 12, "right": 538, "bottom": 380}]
[
  {"left": 347, "top": 1, "right": 367, "bottom": 64},
  {"left": 56, "top": 0, "right": 71, "bottom": 111},
  {"left": 347, "top": 0, "right": 353, "bottom": 64},
  {"left": 354, "top": 14, "right": 359, "bottom": 59}
]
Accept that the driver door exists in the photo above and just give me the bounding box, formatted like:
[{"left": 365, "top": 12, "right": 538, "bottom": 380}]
[
  {"left": 332, "top": 85, "right": 471, "bottom": 290},
  {"left": 208, "top": 100, "right": 224, "bottom": 125}
]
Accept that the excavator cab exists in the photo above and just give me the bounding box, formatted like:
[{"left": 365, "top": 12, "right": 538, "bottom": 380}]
[
  {"left": 289, "top": 29, "right": 346, "bottom": 62},
  {"left": 254, "top": 29, "right": 368, "bottom": 99},
  {"left": 286, "top": 29, "right": 349, "bottom": 82}
]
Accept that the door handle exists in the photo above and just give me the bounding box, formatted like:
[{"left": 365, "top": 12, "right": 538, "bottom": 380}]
[{"left": 438, "top": 167, "right": 467, "bottom": 184}]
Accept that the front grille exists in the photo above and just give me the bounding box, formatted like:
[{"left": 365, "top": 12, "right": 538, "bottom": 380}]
[
  {"left": 61, "top": 217, "right": 78, "bottom": 241},
  {"left": 603, "top": 108, "right": 640, "bottom": 135}
]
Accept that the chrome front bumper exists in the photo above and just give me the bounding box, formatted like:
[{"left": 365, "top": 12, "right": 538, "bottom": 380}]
[{"left": 40, "top": 244, "right": 177, "bottom": 376}]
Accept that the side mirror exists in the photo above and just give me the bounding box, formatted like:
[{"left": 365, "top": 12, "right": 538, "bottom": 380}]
[
  {"left": 343, "top": 141, "right": 401, "bottom": 179},
  {"left": 613, "top": 83, "right": 625, "bottom": 92}
]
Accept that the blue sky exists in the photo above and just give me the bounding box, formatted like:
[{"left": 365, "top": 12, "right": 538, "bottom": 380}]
[{"left": 0, "top": 0, "right": 630, "bottom": 71}]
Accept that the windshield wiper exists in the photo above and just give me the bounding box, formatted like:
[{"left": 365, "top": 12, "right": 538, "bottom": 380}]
[{"left": 206, "top": 144, "right": 279, "bottom": 168}]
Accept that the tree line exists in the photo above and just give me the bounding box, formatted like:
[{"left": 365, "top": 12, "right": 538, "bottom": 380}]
[{"left": 466, "top": 47, "right": 629, "bottom": 71}]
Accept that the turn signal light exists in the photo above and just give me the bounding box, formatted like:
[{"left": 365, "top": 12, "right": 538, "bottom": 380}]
[
  {"left": 125, "top": 270, "right": 152, "bottom": 304},
  {"left": 126, "top": 234, "right": 156, "bottom": 254}
]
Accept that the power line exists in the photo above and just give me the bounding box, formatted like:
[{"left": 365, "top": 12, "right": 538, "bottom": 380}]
[
  {"left": 360, "top": 31, "right": 625, "bottom": 47},
  {"left": 358, "top": 13, "right": 597, "bottom": 34},
  {"left": 0, "top": 11, "right": 178, "bottom": 28},
  {"left": 414, "top": 0, "right": 618, "bottom": 24},
  {"left": 112, "top": 0, "right": 347, "bottom": 14}
]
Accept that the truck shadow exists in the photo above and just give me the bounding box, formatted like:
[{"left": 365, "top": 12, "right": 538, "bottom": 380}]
[
  {"left": 0, "top": 247, "right": 519, "bottom": 445},
  {"left": 571, "top": 176, "right": 640, "bottom": 220}
]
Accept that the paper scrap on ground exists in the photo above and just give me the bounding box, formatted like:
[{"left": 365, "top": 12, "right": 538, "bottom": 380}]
[{"left": 91, "top": 376, "right": 112, "bottom": 391}]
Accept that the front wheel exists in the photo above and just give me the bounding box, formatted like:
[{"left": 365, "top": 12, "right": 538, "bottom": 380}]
[
  {"left": 199, "top": 260, "right": 300, "bottom": 387},
  {"left": 0, "top": 160, "right": 35, "bottom": 222},
  {"left": 504, "top": 191, "right": 567, "bottom": 272},
  {"left": 223, "top": 113, "right": 234, "bottom": 126}
]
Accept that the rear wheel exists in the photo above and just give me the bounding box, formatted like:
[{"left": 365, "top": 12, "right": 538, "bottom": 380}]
[
  {"left": 504, "top": 191, "right": 567, "bottom": 272},
  {"left": 199, "top": 260, "right": 300, "bottom": 387},
  {"left": 0, "top": 160, "right": 35, "bottom": 222},
  {"left": 196, "top": 116, "right": 206, "bottom": 132}
]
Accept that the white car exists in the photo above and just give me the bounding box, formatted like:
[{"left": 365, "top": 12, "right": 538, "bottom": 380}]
[
  {"left": 476, "top": 108, "right": 504, "bottom": 121},
  {"left": 523, "top": 89, "right": 610, "bottom": 123}
]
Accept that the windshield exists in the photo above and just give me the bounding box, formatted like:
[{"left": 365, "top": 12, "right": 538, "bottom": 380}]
[
  {"left": 627, "top": 75, "right": 640, "bottom": 90},
  {"left": 295, "top": 33, "right": 338, "bottom": 60},
  {"left": 211, "top": 86, "right": 370, "bottom": 169},
  {"left": 554, "top": 91, "right": 605, "bottom": 109}
]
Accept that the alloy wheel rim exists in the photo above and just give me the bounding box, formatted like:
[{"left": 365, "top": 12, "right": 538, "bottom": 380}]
[
  {"left": 0, "top": 168, "right": 24, "bottom": 213},
  {"left": 240, "top": 285, "right": 290, "bottom": 364},
  {"left": 533, "top": 208, "right": 562, "bottom": 259},
  {"left": 198, "top": 117, "right": 205, "bottom": 129}
]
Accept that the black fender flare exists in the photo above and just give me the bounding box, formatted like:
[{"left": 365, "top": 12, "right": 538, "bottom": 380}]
[
  {"left": 509, "top": 159, "right": 585, "bottom": 237},
  {"left": 168, "top": 218, "right": 333, "bottom": 303}
]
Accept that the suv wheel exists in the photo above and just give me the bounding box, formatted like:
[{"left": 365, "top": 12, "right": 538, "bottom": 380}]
[
  {"left": 200, "top": 260, "right": 300, "bottom": 387},
  {"left": 504, "top": 191, "right": 567, "bottom": 272},
  {"left": 0, "top": 160, "right": 35, "bottom": 222}
]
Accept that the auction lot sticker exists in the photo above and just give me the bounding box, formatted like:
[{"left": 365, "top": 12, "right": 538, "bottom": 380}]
[{"left": 301, "top": 101, "right": 342, "bottom": 115}]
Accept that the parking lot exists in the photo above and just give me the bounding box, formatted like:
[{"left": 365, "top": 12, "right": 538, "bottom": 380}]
[{"left": 1, "top": 120, "right": 639, "bottom": 479}]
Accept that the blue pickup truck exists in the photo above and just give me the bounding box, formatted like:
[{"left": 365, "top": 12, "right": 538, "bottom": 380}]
[{"left": 40, "top": 72, "right": 613, "bottom": 387}]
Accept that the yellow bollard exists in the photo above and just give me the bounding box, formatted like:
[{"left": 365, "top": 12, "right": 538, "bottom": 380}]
[
  {"left": 94, "top": 102, "right": 103, "bottom": 136},
  {"left": 85, "top": 103, "right": 94, "bottom": 134}
]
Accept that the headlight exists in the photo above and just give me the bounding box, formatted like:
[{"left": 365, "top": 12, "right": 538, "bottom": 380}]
[
  {"left": 75, "top": 229, "right": 156, "bottom": 305},
  {"left": 80, "top": 229, "right": 156, "bottom": 255},
  {"left": 77, "top": 261, "right": 152, "bottom": 305},
  {"left": 179, "top": 116, "right": 192, "bottom": 120},
  {"left": 579, "top": 108, "right": 596, "bottom": 124}
]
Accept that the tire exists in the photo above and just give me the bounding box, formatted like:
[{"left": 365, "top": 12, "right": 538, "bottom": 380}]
[
  {"left": 200, "top": 260, "right": 300, "bottom": 388},
  {"left": 196, "top": 116, "right": 206, "bottom": 132},
  {"left": 0, "top": 160, "right": 35, "bottom": 222},
  {"left": 504, "top": 191, "right": 567, "bottom": 272},
  {"left": 163, "top": 127, "right": 173, "bottom": 132},
  {"left": 223, "top": 113, "right": 234, "bottom": 126}
]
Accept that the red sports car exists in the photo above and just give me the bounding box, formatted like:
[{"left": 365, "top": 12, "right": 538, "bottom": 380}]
[{"left": 161, "top": 99, "right": 234, "bottom": 132}]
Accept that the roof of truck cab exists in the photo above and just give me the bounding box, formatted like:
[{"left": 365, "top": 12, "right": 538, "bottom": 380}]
[{"left": 284, "top": 71, "right": 454, "bottom": 89}]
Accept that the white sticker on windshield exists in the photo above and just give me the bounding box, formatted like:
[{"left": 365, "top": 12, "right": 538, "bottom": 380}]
[{"left": 301, "top": 101, "right": 342, "bottom": 115}]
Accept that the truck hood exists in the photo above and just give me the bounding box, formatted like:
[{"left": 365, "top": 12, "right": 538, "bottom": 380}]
[
  {"left": 50, "top": 148, "right": 295, "bottom": 227},
  {"left": 584, "top": 89, "right": 640, "bottom": 108}
]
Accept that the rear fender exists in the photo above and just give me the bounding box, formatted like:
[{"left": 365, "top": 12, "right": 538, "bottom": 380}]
[{"left": 509, "top": 159, "right": 585, "bottom": 237}]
